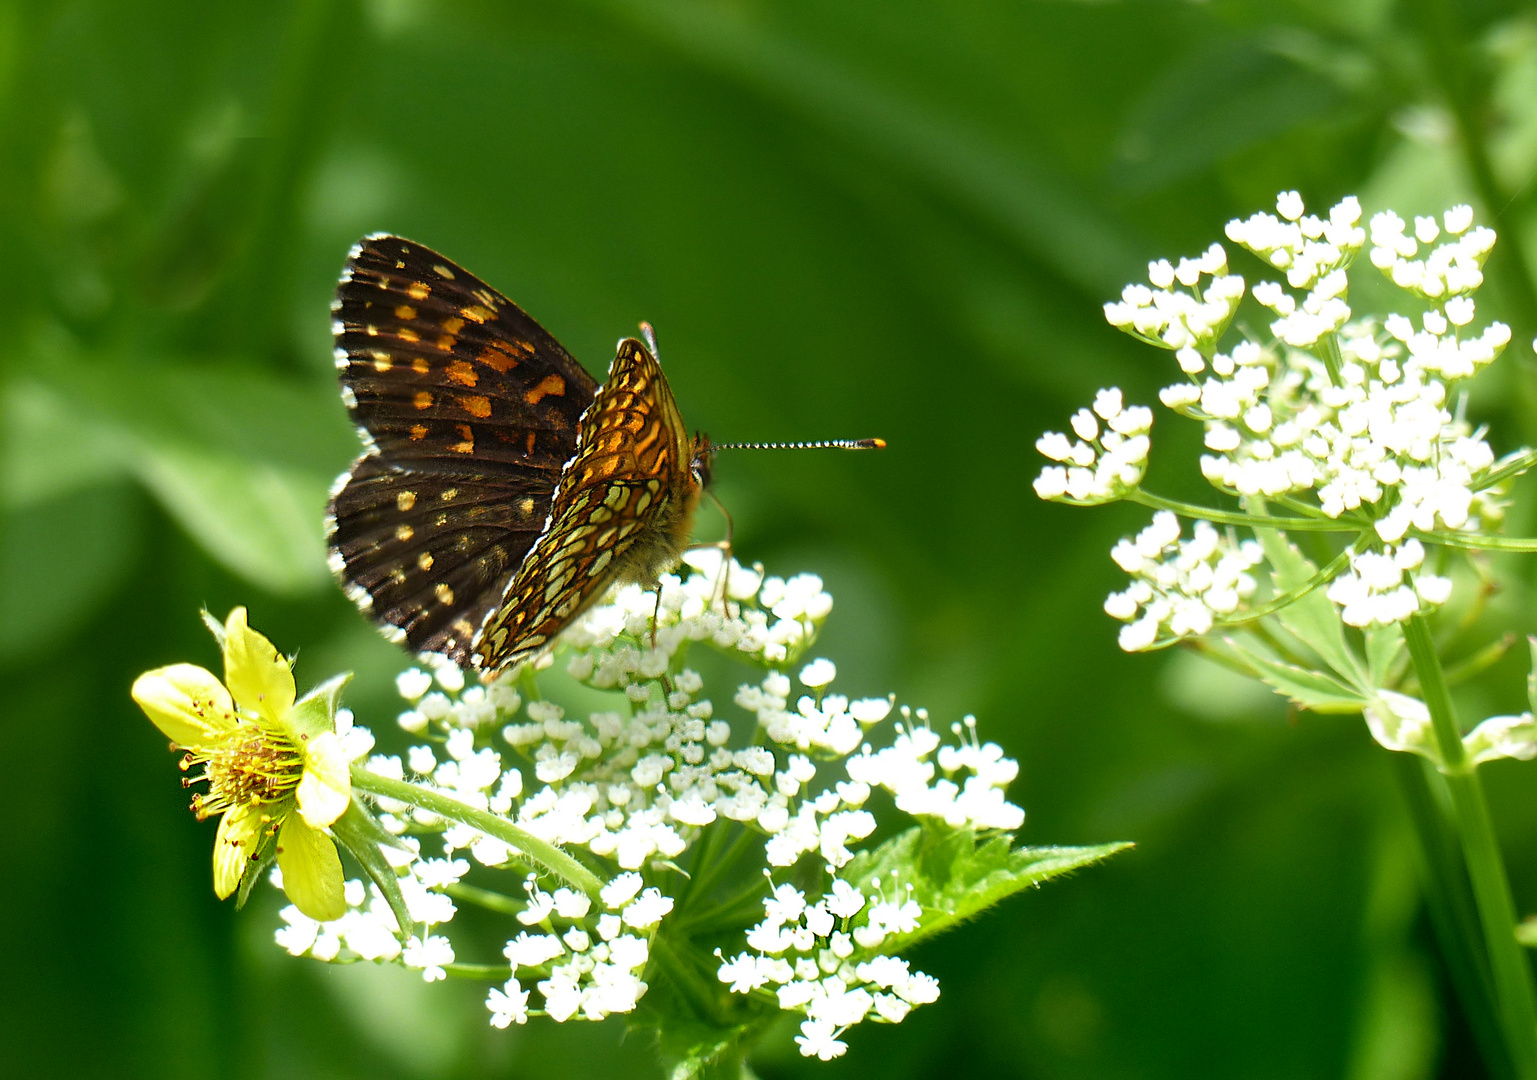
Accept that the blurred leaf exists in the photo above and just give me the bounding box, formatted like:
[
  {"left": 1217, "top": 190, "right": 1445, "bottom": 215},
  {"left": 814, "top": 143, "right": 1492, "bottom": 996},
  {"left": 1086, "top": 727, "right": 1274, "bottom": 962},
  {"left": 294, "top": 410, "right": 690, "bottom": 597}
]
[
  {"left": 1113, "top": 37, "right": 1351, "bottom": 194},
  {"left": 10, "top": 350, "right": 352, "bottom": 593},
  {"left": 843, "top": 825, "right": 1131, "bottom": 953},
  {"left": 588, "top": 0, "right": 1142, "bottom": 294},
  {"left": 1366, "top": 623, "right": 1405, "bottom": 687},
  {"left": 0, "top": 482, "right": 141, "bottom": 660},
  {"left": 135, "top": 444, "right": 331, "bottom": 593}
]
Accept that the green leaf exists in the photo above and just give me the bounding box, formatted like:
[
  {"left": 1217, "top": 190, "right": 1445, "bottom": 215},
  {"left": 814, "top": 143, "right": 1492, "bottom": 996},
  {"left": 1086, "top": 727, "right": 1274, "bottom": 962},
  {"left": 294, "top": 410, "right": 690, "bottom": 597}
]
[
  {"left": 1225, "top": 638, "right": 1369, "bottom": 713},
  {"left": 289, "top": 672, "right": 353, "bottom": 741},
  {"left": 235, "top": 829, "right": 280, "bottom": 911},
  {"left": 1255, "top": 530, "right": 1364, "bottom": 687},
  {"left": 0, "top": 484, "right": 140, "bottom": 660},
  {"left": 134, "top": 443, "right": 332, "bottom": 593},
  {"left": 842, "top": 825, "right": 1130, "bottom": 953},
  {"left": 330, "top": 801, "right": 418, "bottom": 942},
  {"left": 1365, "top": 623, "right": 1405, "bottom": 687},
  {"left": 1526, "top": 638, "right": 1537, "bottom": 717},
  {"left": 12, "top": 354, "right": 353, "bottom": 593}
]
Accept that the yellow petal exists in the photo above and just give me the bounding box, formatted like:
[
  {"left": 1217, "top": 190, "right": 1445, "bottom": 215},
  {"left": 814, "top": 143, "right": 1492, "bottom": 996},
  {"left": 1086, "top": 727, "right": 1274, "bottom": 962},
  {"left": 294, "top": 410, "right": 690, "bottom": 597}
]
[
  {"left": 213, "top": 803, "right": 266, "bottom": 900},
  {"left": 296, "top": 731, "right": 352, "bottom": 829},
  {"left": 222, "top": 607, "right": 296, "bottom": 725},
  {"left": 276, "top": 815, "right": 345, "bottom": 921},
  {"left": 131, "top": 664, "right": 237, "bottom": 747}
]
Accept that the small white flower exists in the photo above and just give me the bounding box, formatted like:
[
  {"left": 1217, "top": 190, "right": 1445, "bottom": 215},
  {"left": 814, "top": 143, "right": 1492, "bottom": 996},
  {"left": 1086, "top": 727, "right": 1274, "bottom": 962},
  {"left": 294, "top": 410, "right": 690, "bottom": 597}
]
[{"left": 799, "top": 658, "right": 837, "bottom": 688}]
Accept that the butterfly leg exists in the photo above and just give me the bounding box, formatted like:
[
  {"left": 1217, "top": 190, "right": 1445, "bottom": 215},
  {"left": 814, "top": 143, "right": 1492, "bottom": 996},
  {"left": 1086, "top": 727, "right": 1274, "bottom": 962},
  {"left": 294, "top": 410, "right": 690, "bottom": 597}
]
[
  {"left": 648, "top": 582, "right": 675, "bottom": 697},
  {"left": 693, "top": 487, "right": 737, "bottom": 611}
]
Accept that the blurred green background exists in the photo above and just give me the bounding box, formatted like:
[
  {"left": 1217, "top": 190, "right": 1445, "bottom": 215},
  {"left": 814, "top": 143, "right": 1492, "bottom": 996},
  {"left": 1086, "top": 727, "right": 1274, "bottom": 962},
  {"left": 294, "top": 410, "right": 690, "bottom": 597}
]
[{"left": 8, "top": 0, "right": 1537, "bottom": 1076}]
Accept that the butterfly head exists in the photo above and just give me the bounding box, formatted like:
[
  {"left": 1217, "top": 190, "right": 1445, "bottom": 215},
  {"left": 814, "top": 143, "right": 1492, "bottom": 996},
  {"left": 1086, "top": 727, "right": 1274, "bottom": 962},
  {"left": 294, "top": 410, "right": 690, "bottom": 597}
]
[{"left": 690, "top": 432, "right": 714, "bottom": 491}]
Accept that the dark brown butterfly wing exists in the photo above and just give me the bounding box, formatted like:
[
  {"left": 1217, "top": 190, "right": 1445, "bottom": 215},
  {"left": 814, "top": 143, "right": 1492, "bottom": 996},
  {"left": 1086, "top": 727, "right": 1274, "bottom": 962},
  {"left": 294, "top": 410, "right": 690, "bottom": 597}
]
[
  {"left": 326, "top": 234, "right": 600, "bottom": 661},
  {"left": 470, "top": 338, "right": 700, "bottom": 672}
]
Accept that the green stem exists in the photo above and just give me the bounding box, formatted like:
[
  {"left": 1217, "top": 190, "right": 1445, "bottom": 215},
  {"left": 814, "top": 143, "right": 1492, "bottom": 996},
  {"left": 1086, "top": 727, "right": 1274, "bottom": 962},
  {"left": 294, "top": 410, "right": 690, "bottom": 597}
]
[
  {"left": 1316, "top": 331, "right": 1345, "bottom": 387},
  {"left": 349, "top": 765, "right": 605, "bottom": 899},
  {"left": 1411, "top": 531, "right": 1537, "bottom": 555},
  {"left": 444, "top": 962, "right": 514, "bottom": 980},
  {"left": 1476, "top": 450, "right": 1537, "bottom": 493},
  {"left": 1127, "top": 490, "right": 1360, "bottom": 531},
  {"left": 447, "top": 882, "right": 525, "bottom": 916},
  {"left": 1403, "top": 615, "right": 1537, "bottom": 1080},
  {"left": 1392, "top": 754, "right": 1513, "bottom": 1080}
]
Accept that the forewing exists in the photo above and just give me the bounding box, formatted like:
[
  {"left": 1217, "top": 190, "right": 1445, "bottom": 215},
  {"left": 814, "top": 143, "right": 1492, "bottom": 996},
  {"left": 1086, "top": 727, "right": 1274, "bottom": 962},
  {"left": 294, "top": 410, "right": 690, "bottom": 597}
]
[
  {"left": 333, "top": 234, "right": 598, "bottom": 473},
  {"left": 327, "top": 235, "right": 601, "bottom": 662},
  {"left": 471, "top": 339, "right": 695, "bottom": 672}
]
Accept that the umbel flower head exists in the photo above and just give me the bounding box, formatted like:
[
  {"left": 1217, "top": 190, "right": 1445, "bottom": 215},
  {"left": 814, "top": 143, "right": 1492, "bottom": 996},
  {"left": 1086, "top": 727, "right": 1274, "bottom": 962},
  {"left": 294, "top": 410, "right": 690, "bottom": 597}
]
[{"left": 132, "top": 608, "right": 353, "bottom": 920}]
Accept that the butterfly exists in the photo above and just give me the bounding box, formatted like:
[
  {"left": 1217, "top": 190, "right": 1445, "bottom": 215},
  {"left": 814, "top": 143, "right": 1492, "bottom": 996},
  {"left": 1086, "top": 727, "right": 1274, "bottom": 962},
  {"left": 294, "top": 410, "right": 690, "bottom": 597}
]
[{"left": 326, "top": 234, "right": 881, "bottom": 676}]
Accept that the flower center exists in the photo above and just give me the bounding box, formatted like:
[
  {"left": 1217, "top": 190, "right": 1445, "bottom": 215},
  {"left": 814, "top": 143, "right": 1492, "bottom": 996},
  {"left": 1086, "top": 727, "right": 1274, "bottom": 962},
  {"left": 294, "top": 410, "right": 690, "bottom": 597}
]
[{"left": 180, "top": 719, "right": 304, "bottom": 820}]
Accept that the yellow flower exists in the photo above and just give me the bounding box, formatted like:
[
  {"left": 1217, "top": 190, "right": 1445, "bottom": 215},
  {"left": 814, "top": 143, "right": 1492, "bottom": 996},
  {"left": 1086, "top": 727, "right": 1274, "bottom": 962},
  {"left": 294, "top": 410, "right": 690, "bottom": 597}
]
[{"left": 132, "top": 608, "right": 351, "bottom": 921}]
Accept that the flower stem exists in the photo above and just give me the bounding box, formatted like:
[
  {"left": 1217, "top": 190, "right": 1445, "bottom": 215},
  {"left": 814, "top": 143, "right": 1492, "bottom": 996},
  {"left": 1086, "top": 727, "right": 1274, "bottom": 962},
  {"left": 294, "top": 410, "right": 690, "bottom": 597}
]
[
  {"left": 1403, "top": 614, "right": 1537, "bottom": 1079},
  {"left": 444, "top": 962, "right": 513, "bottom": 980},
  {"left": 447, "top": 882, "right": 524, "bottom": 916},
  {"left": 1411, "top": 531, "right": 1537, "bottom": 555},
  {"left": 349, "top": 765, "right": 605, "bottom": 899},
  {"left": 1392, "top": 754, "right": 1513, "bottom": 1080},
  {"left": 1127, "top": 490, "right": 1359, "bottom": 531}
]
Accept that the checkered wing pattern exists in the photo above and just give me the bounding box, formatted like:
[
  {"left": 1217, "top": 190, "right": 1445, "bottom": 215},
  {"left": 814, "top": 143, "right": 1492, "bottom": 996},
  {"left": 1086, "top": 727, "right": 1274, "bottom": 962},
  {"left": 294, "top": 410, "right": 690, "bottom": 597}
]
[
  {"left": 326, "top": 234, "right": 600, "bottom": 662},
  {"left": 469, "top": 337, "right": 701, "bottom": 673}
]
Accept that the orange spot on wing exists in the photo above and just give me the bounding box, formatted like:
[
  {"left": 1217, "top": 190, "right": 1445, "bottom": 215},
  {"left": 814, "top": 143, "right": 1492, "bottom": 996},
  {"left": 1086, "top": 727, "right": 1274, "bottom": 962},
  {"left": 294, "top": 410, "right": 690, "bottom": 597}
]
[
  {"left": 436, "top": 335, "right": 457, "bottom": 351},
  {"left": 525, "top": 430, "right": 537, "bottom": 455},
  {"left": 524, "top": 374, "right": 565, "bottom": 404},
  {"left": 441, "top": 317, "right": 464, "bottom": 334},
  {"left": 406, "top": 282, "right": 431, "bottom": 300},
  {"left": 477, "top": 342, "right": 519, "bottom": 373},
  {"left": 446, "top": 360, "right": 478, "bottom": 387},
  {"left": 460, "top": 394, "right": 492, "bottom": 418},
  {"left": 414, "top": 390, "right": 434, "bottom": 410},
  {"left": 412, "top": 357, "right": 430, "bottom": 374},
  {"left": 398, "top": 327, "right": 420, "bottom": 343},
  {"left": 461, "top": 305, "right": 493, "bottom": 324},
  {"left": 452, "top": 424, "right": 475, "bottom": 454},
  {"left": 395, "top": 304, "right": 417, "bottom": 320},
  {"left": 409, "top": 423, "right": 428, "bottom": 440}
]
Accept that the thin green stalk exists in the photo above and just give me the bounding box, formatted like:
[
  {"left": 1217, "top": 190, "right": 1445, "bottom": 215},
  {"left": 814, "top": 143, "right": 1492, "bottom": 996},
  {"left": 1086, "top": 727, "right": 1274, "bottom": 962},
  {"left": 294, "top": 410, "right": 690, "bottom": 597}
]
[
  {"left": 444, "top": 962, "right": 514, "bottom": 980},
  {"left": 1392, "top": 754, "right": 1513, "bottom": 1080},
  {"left": 350, "top": 765, "right": 605, "bottom": 899},
  {"left": 447, "top": 882, "right": 525, "bottom": 916},
  {"left": 1403, "top": 614, "right": 1537, "bottom": 1080},
  {"left": 1476, "top": 450, "right": 1537, "bottom": 493},
  {"left": 1413, "top": 531, "right": 1537, "bottom": 555},
  {"left": 1127, "top": 490, "right": 1358, "bottom": 531},
  {"left": 1316, "top": 331, "right": 1345, "bottom": 387}
]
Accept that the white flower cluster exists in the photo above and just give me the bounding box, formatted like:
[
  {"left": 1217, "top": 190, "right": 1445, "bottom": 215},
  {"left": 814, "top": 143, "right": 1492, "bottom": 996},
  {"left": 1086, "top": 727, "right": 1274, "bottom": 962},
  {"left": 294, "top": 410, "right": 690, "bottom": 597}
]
[
  {"left": 1103, "top": 243, "right": 1245, "bottom": 350},
  {"left": 273, "top": 855, "right": 458, "bottom": 982},
  {"left": 1325, "top": 540, "right": 1451, "bottom": 628},
  {"left": 1041, "top": 193, "right": 1526, "bottom": 645},
  {"left": 1102, "top": 512, "right": 1265, "bottom": 651},
  {"left": 1368, "top": 206, "right": 1495, "bottom": 299},
  {"left": 1226, "top": 192, "right": 1365, "bottom": 347},
  {"left": 1033, "top": 388, "right": 1153, "bottom": 504},
  {"left": 716, "top": 877, "right": 939, "bottom": 1061},
  {"left": 270, "top": 552, "right": 1026, "bottom": 1057}
]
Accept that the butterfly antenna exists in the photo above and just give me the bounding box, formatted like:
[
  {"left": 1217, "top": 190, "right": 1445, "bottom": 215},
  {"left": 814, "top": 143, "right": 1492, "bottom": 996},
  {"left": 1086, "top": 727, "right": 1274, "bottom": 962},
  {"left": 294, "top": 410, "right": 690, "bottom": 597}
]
[
  {"left": 639, "top": 321, "right": 660, "bottom": 357},
  {"left": 709, "top": 438, "right": 886, "bottom": 451}
]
